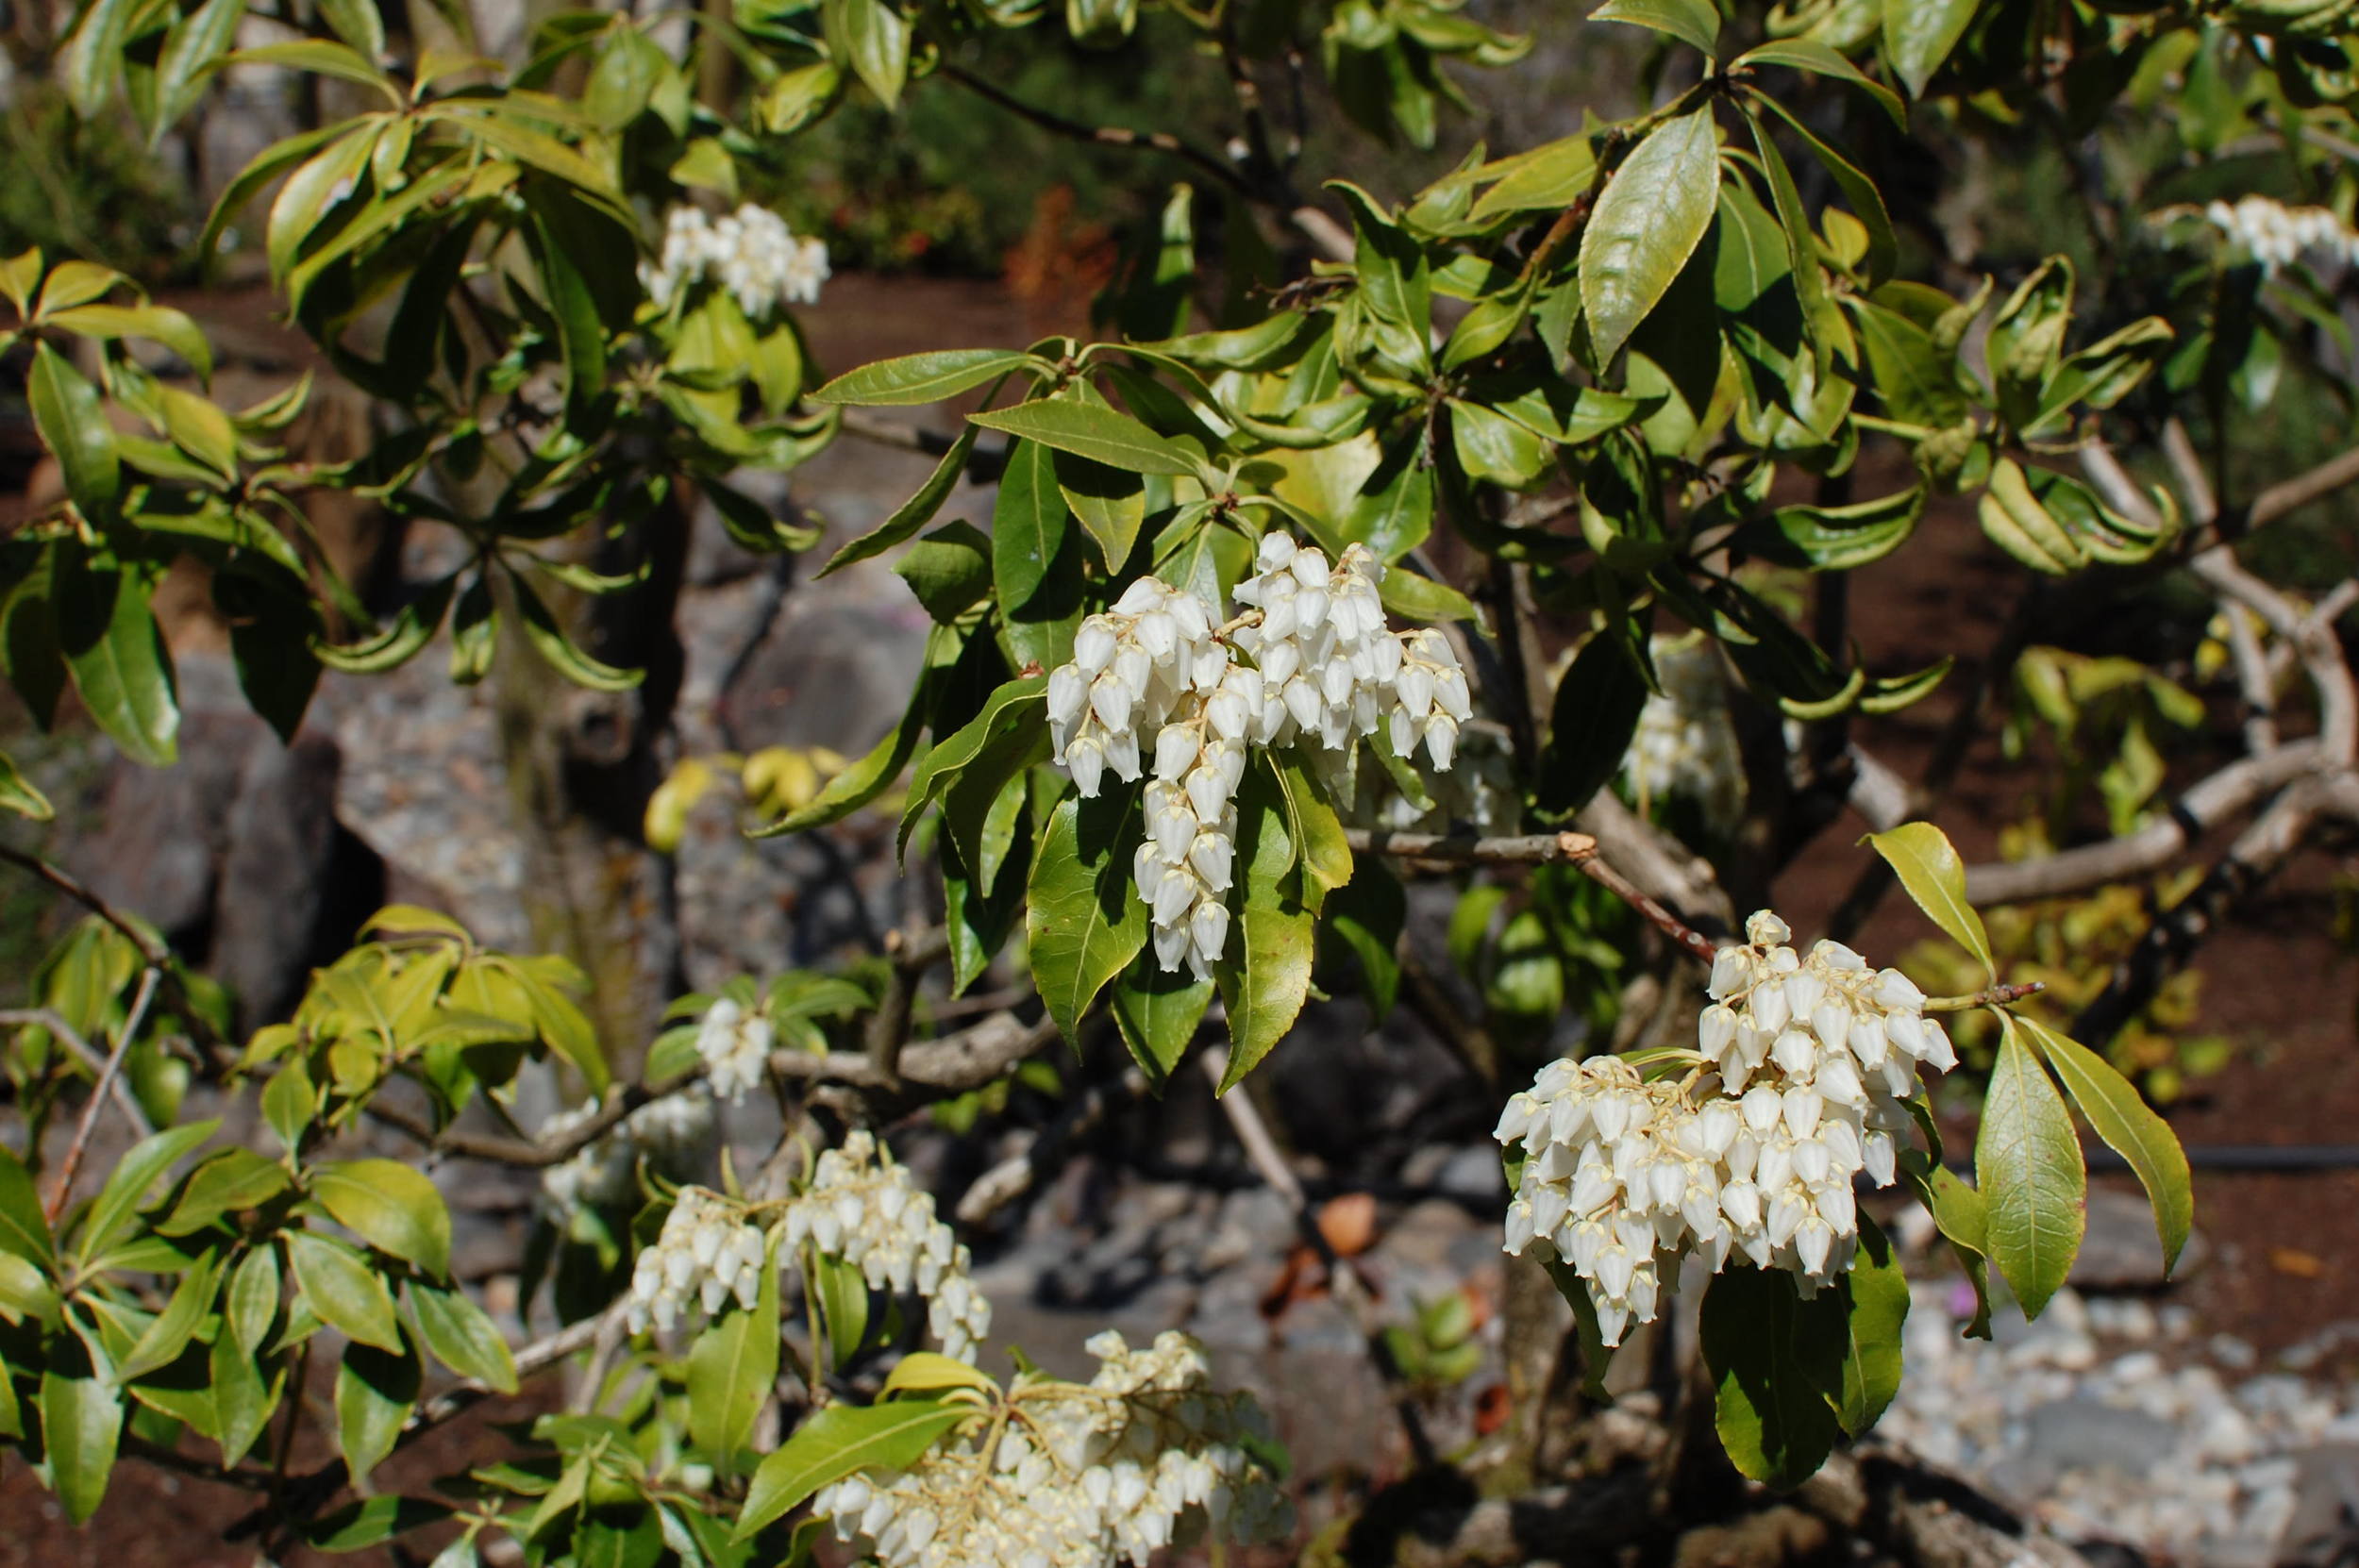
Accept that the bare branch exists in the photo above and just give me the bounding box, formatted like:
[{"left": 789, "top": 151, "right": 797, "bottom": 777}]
[
  {"left": 0, "top": 1008, "right": 152, "bottom": 1140},
  {"left": 45, "top": 967, "right": 159, "bottom": 1222},
  {"left": 771, "top": 1009, "right": 1061, "bottom": 1097},
  {"left": 1962, "top": 740, "right": 2325, "bottom": 905}
]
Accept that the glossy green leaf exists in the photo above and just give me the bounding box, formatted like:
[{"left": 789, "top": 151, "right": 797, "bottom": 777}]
[
  {"left": 1978, "top": 1017, "right": 2086, "bottom": 1320},
  {"left": 1215, "top": 768, "right": 1312, "bottom": 1093},
  {"left": 1536, "top": 631, "right": 1651, "bottom": 816},
  {"left": 1377, "top": 566, "right": 1480, "bottom": 626},
  {"left": 895, "top": 522, "right": 995, "bottom": 624},
  {"left": 1836, "top": 1217, "right": 1908, "bottom": 1436},
  {"left": 687, "top": 1239, "right": 778, "bottom": 1473},
  {"left": 1109, "top": 959, "right": 1213, "bottom": 1090},
  {"left": 992, "top": 440, "right": 1067, "bottom": 612},
  {"left": 335, "top": 1333, "right": 420, "bottom": 1484},
  {"left": 808, "top": 1246, "right": 869, "bottom": 1371},
  {"left": 1700, "top": 1265, "right": 1847, "bottom": 1490},
  {"left": 40, "top": 1359, "right": 121, "bottom": 1524},
  {"left": 900, "top": 675, "right": 1046, "bottom": 859},
  {"left": 117, "top": 1252, "right": 222, "bottom": 1382},
  {"left": 57, "top": 554, "right": 178, "bottom": 768},
  {"left": 1028, "top": 795, "right": 1149, "bottom": 1043},
  {"left": 1753, "top": 485, "right": 1926, "bottom": 571},
  {"left": 312, "top": 1159, "right": 452, "bottom": 1278},
  {"left": 286, "top": 1231, "right": 405, "bottom": 1352},
  {"left": 29, "top": 343, "right": 119, "bottom": 523},
  {"left": 1058, "top": 452, "right": 1147, "bottom": 569},
  {"left": 1589, "top": 0, "right": 1717, "bottom": 55},
  {"left": 2016, "top": 1017, "right": 2191, "bottom": 1276},
  {"left": 1579, "top": 105, "right": 1719, "bottom": 365},
  {"left": 1863, "top": 822, "right": 1993, "bottom": 976},
  {"left": 814, "top": 349, "right": 1039, "bottom": 406},
  {"left": 969, "top": 400, "right": 1201, "bottom": 477},
  {"left": 1739, "top": 37, "right": 1906, "bottom": 129},
  {"left": 78, "top": 1120, "right": 214, "bottom": 1263},
  {"left": 823, "top": 0, "right": 910, "bottom": 107},
  {"left": 0, "top": 1145, "right": 51, "bottom": 1269},
  {"left": 734, "top": 1397, "right": 972, "bottom": 1539},
  {"left": 818, "top": 422, "right": 983, "bottom": 578},
  {"left": 1884, "top": 0, "right": 1979, "bottom": 98}
]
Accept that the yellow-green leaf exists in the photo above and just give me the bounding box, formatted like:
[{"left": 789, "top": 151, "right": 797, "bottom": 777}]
[{"left": 1863, "top": 821, "right": 1993, "bottom": 977}]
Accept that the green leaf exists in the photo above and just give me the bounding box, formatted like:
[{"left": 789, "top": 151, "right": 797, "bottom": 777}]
[
  {"left": 880, "top": 1353, "right": 997, "bottom": 1398},
  {"left": 1536, "top": 631, "right": 1651, "bottom": 816},
  {"left": 29, "top": 343, "right": 119, "bottom": 523},
  {"left": 895, "top": 522, "right": 995, "bottom": 624},
  {"left": 1738, "top": 38, "right": 1907, "bottom": 130},
  {"left": 311, "top": 1159, "right": 452, "bottom": 1278},
  {"left": 78, "top": 1119, "right": 215, "bottom": 1264},
  {"left": 824, "top": 0, "right": 909, "bottom": 106},
  {"left": 1978, "top": 1017, "right": 2086, "bottom": 1320},
  {"left": 57, "top": 552, "right": 178, "bottom": 767},
  {"left": 209, "top": 1330, "right": 276, "bottom": 1466},
  {"left": 992, "top": 441, "right": 1067, "bottom": 612},
  {"left": 1744, "top": 108, "right": 1832, "bottom": 378},
  {"left": 1322, "top": 862, "right": 1404, "bottom": 1020},
  {"left": 1849, "top": 299, "right": 1966, "bottom": 429},
  {"left": 1863, "top": 822, "right": 1993, "bottom": 977},
  {"left": 1836, "top": 1217, "right": 1908, "bottom": 1436},
  {"left": 0, "top": 749, "right": 49, "bottom": 821},
  {"left": 969, "top": 400, "right": 1202, "bottom": 477},
  {"left": 1750, "top": 485, "right": 1925, "bottom": 572},
  {"left": 286, "top": 1231, "right": 405, "bottom": 1352},
  {"left": 1215, "top": 768, "right": 1313, "bottom": 1093},
  {"left": 231, "top": 39, "right": 398, "bottom": 101},
  {"left": 900, "top": 675, "right": 1046, "bottom": 859},
  {"left": 39, "top": 1358, "right": 122, "bottom": 1524},
  {"left": 226, "top": 1244, "right": 281, "bottom": 1353},
  {"left": 265, "top": 124, "right": 378, "bottom": 284},
  {"left": 117, "top": 1252, "right": 223, "bottom": 1382},
  {"left": 307, "top": 1496, "right": 453, "bottom": 1554},
  {"left": 814, "top": 350, "right": 1039, "bottom": 407},
  {"left": 1272, "top": 753, "right": 1353, "bottom": 909},
  {"left": 1578, "top": 105, "right": 1719, "bottom": 365},
  {"left": 1377, "top": 566, "right": 1479, "bottom": 626},
  {"left": 751, "top": 628, "right": 952, "bottom": 837},
  {"left": 0, "top": 1144, "right": 52, "bottom": 1269},
  {"left": 1588, "top": 0, "right": 1718, "bottom": 56},
  {"left": 335, "top": 1333, "right": 420, "bottom": 1483},
  {"left": 1699, "top": 1266, "right": 1847, "bottom": 1490},
  {"left": 1109, "top": 959, "right": 1213, "bottom": 1090},
  {"left": 2016, "top": 1017, "right": 2192, "bottom": 1276},
  {"left": 1883, "top": 0, "right": 1978, "bottom": 98},
  {"left": 1749, "top": 92, "right": 1899, "bottom": 287},
  {"left": 1058, "top": 452, "right": 1147, "bottom": 569},
  {"left": 735, "top": 1399, "right": 972, "bottom": 1540},
  {"left": 688, "top": 1238, "right": 779, "bottom": 1473},
  {"left": 1027, "top": 796, "right": 1149, "bottom": 1043},
  {"left": 406, "top": 1278, "right": 517, "bottom": 1392},
  {"left": 807, "top": 1246, "right": 869, "bottom": 1371},
  {"left": 818, "top": 422, "right": 983, "bottom": 578}
]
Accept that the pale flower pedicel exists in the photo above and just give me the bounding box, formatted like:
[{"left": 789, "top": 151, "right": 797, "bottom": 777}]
[
  {"left": 1496, "top": 910, "right": 1956, "bottom": 1346},
  {"left": 1045, "top": 533, "right": 1472, "bottom": 978},
  {"left": 810, "top": 1330, "right": 1292, "bottom": 1568}
]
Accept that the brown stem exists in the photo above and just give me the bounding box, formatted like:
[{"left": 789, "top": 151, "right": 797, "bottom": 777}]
[
  {"left": 1346, "top": 829, "right": 1720, "bottom": 964},
  {"left": 43, "top": 967, "right": 159, "bottom": 1223},
  {"left": 939, "top": 64, "right": 1254, "bottom": 199},
  {"left": 1923, "top": 981, "right": 2045, "bottom": 1013}
]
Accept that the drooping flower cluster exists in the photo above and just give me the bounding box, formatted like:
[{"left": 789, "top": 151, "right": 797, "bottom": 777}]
[
  {"left": 1045, "top": 533, "right": 1471, "bottom": 977},
  {"left": 695, "top": 996, "right": 773, "bottom": 1104},
  {"left": 1496, "top": 911, "right": 1956, "bottom": 1346},
  {"left": 642, "top": 203, "right": 830, "bottom": 317},
  {"left": 626, "top": 1186, "right": 768, "bottom": 1334},
  {"left": 1622, "top": 636, "right": 1744, "bottom": 831},
  {"left": 2153, "top": 196, "right": 2359, "bottom": 274},
  {"left": 809, "top": 1330, "right": 1292, "bottom": 1568},
  {"left": 779, "top": 1131, "right": 993, "bottom": 1362},
  {"left": 539, "top": 1087, "right": 717, "bottom": 1217}
]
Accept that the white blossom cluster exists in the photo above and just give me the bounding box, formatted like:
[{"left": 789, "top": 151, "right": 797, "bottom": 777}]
[
  {"left": 626, "top": 1185, "right": 768, "bottom": 1334},
  {"left": 809, "top": 1330, "right": 1291, "bottom": 1568},
  {"left": 1496, "top": 910, "right": 1957, "bottom": 1347},
  {"left": 695, "top": 996, "right": 773, "bottom": 1104},
  {"left": 538, "top": 1088, "right": 717, "bottom": 1217},
  {"left": 642, "top": 203, "right": 830, "bottom": 317},
  {"left": 1621, "top": 636, "right": 1744, "bottom": 830},
  {"left": 780, "top": 1131, "right": 993, "bottom": 1362},
  {"left": 2154, "top": 196, "right": 2359, "bottom": 274},
  {"left": 1045, "top": 533, "right": 1472, "bottom": 978}
]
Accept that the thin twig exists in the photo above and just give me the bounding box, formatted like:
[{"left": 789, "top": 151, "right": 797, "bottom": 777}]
[
  {"left": 1923, "top": 981, "right": 2045, "bottom": 1014},
  {"left": 0, "top": 1008, "right": 153, "bottom": 1140},
  {"left": 939, "top": 63, "right": 1254, "bottom": 198},
  {"left": 44, "top": 967, "right": 159, "bottom": 1222},
  {"left": 1346, "top": 828, "right": 1720, "bottom": 963},
  {"left": 0, "top": 843, "right": 222, "bottom": 1053}
]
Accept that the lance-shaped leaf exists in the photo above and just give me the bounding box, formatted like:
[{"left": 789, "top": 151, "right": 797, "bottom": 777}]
[
  {"left": 970, "top": 399, "right": 1204, "bottom": 477},
  {"left": 1978, "top": 1016, "right": 2086, "bottom": 1319},
  {"left": 1579, "top": 105, "right": 1720, "bottom": 365},
  {"left": 2016, "top": 1017, "right": 2192, "bottom": 1276},
  {"left": 814, "top": 349, "right": 1041, "bottom": 406},
  {"left": 1863, "top": 822, "right": 1993, "bottom": 976},
  {"left": 1884, "top": 0, "right": 1979, "bottom": 98},
  {"left": 1699, "top": 1266, "right": 1848, "bottom": 1489},
  {"left": 992, "top": 440, "right": 1067, "bottom": 611},
  {"left": 1028, "top": 794, "right": 1149, "bottom": 1042},
  {"left": 1589, "top": 0, "right": 1718, "bottom": 56},
  {"left": 311, "top": 1159, "right": 453, "bottom": 1278},
  {"left": 1215, "top": 767, "right": 1313, "bottom": 1092},
  {"left": 735, "top": 1397, "right": 973, "bottom": 1539}
]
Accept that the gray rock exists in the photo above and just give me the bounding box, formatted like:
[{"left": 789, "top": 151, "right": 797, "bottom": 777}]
[
  {"left": 2070, "top": 1185, "right": 2208, "bottom": 1290},
  {"left": 2279, "top": 1444, "right": 2359, "bottom": 1565},
  {"left": 2012, "top": 1396, "right": 2167, "bottom": 1481}
]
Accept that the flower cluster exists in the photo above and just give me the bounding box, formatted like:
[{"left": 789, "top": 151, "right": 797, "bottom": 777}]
[
  {"left": 626, "top": 1186, "right": 768, "bottom": 1334},
  {"left": 539, "top": 1087, "right": 717, "bottom": 1217},
  {"left": 2156, "top": 196, "right": 2359, "bottom": 274},
  {"left": 1622, "top": 636, "right": 1744, "bottom": 831},
  {"left": 809, "top": 1330, "right": 1291, "bottom": 1568},
  {"left": 1496, "top": 911, "right": 1955, "bottom": 1346},
  {"left": 695, "top": 996, "right": 773, "bottom": 1104},
  {"left": 642, "top": 203, "right": 830, "bottom": 318},
  {"left": 780, "top": 1131, "right": 993, "bottom": 1362},
  {"left": 1045, "top": 533, "right": 1471, "bottom": 977}
]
